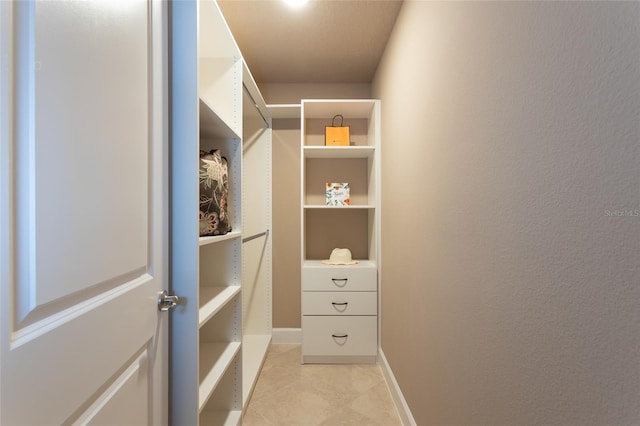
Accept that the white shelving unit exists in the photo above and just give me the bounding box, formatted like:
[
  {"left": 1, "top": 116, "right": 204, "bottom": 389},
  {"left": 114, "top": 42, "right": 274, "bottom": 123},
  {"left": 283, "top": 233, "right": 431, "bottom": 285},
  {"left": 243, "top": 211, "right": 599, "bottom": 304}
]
[
  {"left": 171, "top": 2, "right": 272, "bottom": 423},
  {"left": 241, "top": 64, "right": 273, "bottom": 408},
  {"left": 170, "top": 1, "right": 244, "bottom": 424},
  {"left": 300, "top": 99, "right": 381, "bottom": 364},
  {"left": 303, "top": 145, "right": 375, "bottom": 159}
]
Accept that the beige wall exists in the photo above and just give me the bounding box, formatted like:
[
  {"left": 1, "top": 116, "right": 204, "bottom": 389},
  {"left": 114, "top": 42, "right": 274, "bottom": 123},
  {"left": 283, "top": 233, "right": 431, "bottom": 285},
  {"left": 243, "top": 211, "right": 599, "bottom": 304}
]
[
  {"left": 270, "top": 84, "right": 372, "bottom": 328},
  {"left": 271, "top": 118, "right": 301, "bottom": 328},
  {"left": 373, "top": 2, "right": 640, "bottom": 425}
]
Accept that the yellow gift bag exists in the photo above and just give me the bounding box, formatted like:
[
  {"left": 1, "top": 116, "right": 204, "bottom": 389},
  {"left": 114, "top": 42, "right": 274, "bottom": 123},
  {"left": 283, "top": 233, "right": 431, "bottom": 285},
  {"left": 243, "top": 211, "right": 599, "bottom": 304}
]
[{"left": 325, "top": 115, "right": 350, "bottom": 146}]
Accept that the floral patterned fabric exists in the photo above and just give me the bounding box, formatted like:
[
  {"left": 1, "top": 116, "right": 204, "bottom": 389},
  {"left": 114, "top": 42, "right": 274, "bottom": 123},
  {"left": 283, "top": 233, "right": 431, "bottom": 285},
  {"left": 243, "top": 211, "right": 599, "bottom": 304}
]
[{"left": 199, "top": 149, "right": 232, "bottom": 236}]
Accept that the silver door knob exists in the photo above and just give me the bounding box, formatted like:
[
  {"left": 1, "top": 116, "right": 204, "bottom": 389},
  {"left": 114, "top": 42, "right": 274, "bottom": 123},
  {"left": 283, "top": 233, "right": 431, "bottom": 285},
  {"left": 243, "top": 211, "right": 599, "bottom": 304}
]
[{"left": 157, "top": 290, "right": 180, "bottom": 311}]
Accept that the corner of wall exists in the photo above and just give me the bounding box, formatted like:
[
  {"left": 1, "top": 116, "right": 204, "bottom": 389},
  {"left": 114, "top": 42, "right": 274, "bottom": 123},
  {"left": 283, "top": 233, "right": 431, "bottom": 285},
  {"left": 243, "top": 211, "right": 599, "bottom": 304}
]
[{"left": 271, "top": 328, "right": 302, "bottom": 344}]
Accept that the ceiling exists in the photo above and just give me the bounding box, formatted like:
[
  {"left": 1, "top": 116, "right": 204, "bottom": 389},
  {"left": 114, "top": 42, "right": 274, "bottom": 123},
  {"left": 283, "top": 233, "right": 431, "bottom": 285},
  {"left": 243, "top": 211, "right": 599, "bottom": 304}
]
[{"left": 218, "top": 0, "right": 404, "bottom": 84}]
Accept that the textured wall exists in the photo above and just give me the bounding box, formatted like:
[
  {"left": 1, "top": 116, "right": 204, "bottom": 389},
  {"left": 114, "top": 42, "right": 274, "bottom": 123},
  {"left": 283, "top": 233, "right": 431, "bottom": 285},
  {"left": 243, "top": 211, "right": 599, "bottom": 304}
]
[{"left": 373, "top": 2, "right": 640, "bottom": 424}]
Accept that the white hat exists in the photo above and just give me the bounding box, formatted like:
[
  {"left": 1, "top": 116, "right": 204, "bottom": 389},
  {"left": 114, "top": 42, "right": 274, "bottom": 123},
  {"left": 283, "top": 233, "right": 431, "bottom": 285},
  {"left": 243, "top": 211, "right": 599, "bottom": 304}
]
[{"left": 321, "top": 248, "right": 358, "bottom": 265}]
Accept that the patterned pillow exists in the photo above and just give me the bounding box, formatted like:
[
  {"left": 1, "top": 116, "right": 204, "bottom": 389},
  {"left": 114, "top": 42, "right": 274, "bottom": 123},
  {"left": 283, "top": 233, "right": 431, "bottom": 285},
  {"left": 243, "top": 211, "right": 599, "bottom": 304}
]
[{"left": 199, "top": 149, "right": 232, "bottom": 236}]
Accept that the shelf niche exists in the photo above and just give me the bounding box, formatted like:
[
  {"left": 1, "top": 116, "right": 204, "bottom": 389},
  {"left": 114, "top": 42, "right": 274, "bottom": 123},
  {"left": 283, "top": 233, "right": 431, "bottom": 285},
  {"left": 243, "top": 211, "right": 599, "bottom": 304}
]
[
  {"left": 304, "top": 209, "right": 374, "bottom": 262},
  {"left": 305, "top": 158, "right": 373, "bottom": 206}
]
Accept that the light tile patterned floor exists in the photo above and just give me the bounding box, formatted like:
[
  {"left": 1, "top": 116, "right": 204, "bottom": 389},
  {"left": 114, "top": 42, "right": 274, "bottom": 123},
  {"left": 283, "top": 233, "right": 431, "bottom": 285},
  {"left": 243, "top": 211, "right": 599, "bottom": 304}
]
[{"left": 242, "top": 344, "right": 402, "bottom": 426}]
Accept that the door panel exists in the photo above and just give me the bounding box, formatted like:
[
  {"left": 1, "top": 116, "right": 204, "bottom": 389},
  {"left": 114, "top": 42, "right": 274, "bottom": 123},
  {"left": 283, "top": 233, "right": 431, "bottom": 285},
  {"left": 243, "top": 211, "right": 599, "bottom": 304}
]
[
  {"left": 74, "top": 350, "right": 150, "bottom": 425},
  {"left": 29, "top": 0, "right": 149, "bottom": 312},
  {"left": 0, "top": 1, "right": 168, "bottom": 424}
]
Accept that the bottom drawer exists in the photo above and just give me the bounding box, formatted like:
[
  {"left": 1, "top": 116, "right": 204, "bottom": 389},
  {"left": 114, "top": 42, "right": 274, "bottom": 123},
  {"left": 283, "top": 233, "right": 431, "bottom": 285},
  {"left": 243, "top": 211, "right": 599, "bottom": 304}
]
[{"left": 302, "top": 316, "right": 377, "bottom": 358}]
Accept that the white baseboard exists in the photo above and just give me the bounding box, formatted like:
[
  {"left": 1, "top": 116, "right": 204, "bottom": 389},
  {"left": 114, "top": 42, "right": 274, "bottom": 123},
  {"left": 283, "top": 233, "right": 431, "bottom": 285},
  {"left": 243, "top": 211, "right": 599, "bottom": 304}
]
[
  {"left": 272, "top": 328, "right": 302, "bottom": 344},
  {"left": 379, "top": 348, "right": 417, "bottom": 426}
]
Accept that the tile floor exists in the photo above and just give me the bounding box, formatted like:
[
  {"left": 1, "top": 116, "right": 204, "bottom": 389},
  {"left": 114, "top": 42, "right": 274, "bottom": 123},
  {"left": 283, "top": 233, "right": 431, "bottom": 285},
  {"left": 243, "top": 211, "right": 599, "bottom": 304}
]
[{"left": 242, "top": 344, "right": 402, "bottom": 426}]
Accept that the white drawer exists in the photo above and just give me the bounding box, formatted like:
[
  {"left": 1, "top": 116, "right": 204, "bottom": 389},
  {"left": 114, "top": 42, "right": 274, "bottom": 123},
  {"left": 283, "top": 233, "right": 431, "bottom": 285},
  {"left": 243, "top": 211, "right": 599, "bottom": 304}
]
[
  {"left": 302, "top": 265, "right": 376, "bottom": 291},
  {"left": 302, "top": 316, "right": 377, "bottom": 357},
  {"left": 303, "top": 291, "right": 377, "bottom": 315}
]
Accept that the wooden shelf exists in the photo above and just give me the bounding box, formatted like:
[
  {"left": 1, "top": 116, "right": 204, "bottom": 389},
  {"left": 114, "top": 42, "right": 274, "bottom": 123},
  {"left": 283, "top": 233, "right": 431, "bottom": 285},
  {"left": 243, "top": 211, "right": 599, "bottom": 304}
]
[
  {"left": 304, "top": 204, "right": 375, "bottom": 209},
  {"left": 199, "top": 230, "right": 242, "bottom": 247},
  {"left": 302, "top": 99, "right": 377, "bottom": 119},
  {"left": 304, "top": 146, "right": 375, "bottom": 159},
  {"left": 199, "top": 98, "right": 241, "bottom": 140},
  {"left": 303, "top": 259, "right": 377, "bottom": 268},
  {"left": 242, "top": 334, "right": 272, "bottom": 407},
  {"left": 198, "top": 342, "right": 242, "bottom": 411},
  {"left": 199, "top": 286, "right": 241, "bottom": 326}
]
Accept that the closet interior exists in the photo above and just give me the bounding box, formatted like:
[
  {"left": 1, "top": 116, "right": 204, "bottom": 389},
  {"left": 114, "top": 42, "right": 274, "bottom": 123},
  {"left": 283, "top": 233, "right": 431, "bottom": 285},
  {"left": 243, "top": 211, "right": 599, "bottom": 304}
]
[{"left": 170, "top": 0, "right": 380, "bottom": 424}]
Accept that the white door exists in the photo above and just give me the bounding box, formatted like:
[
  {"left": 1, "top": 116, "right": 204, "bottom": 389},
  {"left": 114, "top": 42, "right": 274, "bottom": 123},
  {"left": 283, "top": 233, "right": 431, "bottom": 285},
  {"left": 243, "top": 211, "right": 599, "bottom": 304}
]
[{"left": 0, "top": 1, "right": 168, "bottom": 424}]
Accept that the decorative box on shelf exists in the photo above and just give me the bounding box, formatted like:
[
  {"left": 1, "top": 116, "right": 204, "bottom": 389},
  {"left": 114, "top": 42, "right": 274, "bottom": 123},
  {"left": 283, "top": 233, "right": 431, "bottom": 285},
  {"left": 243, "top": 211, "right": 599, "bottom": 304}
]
[{"left": 326, "top": 182, "right": 350, "bottom": 206}]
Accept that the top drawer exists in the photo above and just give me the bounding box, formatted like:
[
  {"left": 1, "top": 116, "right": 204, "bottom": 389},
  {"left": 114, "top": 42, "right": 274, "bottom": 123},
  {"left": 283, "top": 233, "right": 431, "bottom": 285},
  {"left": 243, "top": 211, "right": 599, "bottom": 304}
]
[{"left": 302, "top": 262, "right": 376, "bottom": 291}]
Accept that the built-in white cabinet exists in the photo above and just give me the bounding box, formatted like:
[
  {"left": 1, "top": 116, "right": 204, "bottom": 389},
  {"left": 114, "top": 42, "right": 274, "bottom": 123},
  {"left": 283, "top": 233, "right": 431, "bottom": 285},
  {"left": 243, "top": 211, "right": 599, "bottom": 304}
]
[
  {"left": 240, "top": 64, "right": 273, "bottom": 408},
  {"left": 170, "top": 1, "right": 271, "bottom": 424},
  {"left": 300, "top": 100, "right": 381, "bottom": 364}
]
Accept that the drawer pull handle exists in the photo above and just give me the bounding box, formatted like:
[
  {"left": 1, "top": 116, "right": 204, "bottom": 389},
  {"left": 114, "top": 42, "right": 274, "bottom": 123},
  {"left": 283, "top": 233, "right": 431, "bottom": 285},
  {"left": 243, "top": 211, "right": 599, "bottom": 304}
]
[
  {"left": 331, "top": 278, "right": 348, "bottom": 287},
  {"left": 331, "top": 302, "right": 348, "bottom": 312},
  {"left": 331, "top": 334, "right": 348, "bottom": 339}
]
